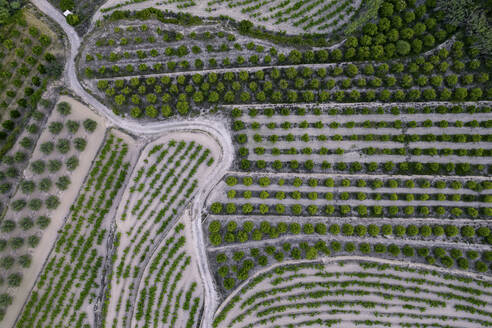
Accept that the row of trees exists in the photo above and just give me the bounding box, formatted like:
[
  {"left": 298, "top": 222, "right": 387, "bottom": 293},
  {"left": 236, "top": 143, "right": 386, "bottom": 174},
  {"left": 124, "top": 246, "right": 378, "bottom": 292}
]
[
  {"left": 231, "top": 104, "right": 491, "bottom": 117},
  {"left": 215, "top": 238, "right": 491, "bottom": 292},
  {"left": 235, "top": 156, "right": 489, "bottom": 175},
  {"left": 243, "top": 133, "right": 492, "bottom": 144},
  {"left": 208, "top": 219, "right": 490, "bottom": 245},
  {"left": 226, "top": 189, "right": 489, "bottom": 203},
  {"left": 224, "top": 175, "right": 489, "bottom": 191},
  {"left": 249, "top": 144, "right": 492, "bottom": 157},
  {"left": 209, "top": 201, "right": 488, "bottom": 218}
]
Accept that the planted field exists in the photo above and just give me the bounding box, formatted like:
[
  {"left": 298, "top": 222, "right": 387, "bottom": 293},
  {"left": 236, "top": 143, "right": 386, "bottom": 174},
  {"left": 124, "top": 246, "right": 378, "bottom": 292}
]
[
  {"left": 213, "top": 173, "right": 492, "bottom": 216},
  {"left": 79, "top": 22, "right": 291, "bottom": 77},
  {"left": 98, "top": 0, "right": 362, "bottom": 34},
  {"left": 0, "top": 0, "right": 490, "bottom": 325},
  {"left": 132, "top": 216, "right": 204, "bottom": 328},
  {"left": 206, "top": 215, "right": 491, "bottom": 293},
  {"left": 80, "top": 0, "right": 492, "bottom": 320},
  {"left": 0, "top": 97, "right": 106, "bottom": 326},
  {"left": 105, "top": 131, "right": 220, "bottom": 327},
  {"left": 15, "top": 130, "right": 138, "bottom": 328},
  {"left": 203, "top": 103, "right": 492, "bottom": 292},
  {"left": 79, "top": 0, "right": 492, "bottom": 120},
  {"left": 206, "top": 103, "right": 492, "bottom": 221},
  {"left": 0, "top": 8, "right": 64, "bottom": 159},
  {"left": 230, "top": 105, "right": 492, "bottom": 175},
  {"left": 213, "top": 258, "right": 492, "bottom": 328},
  {"left": 84, "top": 42, "right": 489, "bottom": 119}
]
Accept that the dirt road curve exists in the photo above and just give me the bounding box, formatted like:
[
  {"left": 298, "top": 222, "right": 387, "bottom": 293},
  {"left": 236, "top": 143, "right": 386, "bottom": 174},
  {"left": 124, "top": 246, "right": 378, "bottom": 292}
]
[{"left": 29, "top": 1, "right": 234, "bottom": 327}]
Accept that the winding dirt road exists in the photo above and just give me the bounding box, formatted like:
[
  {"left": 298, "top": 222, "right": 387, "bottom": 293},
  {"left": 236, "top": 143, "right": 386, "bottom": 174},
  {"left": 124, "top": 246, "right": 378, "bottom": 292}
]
[
  {"left": 32, "top": 0, "right": 235, "bottom": 136},
  {"left": 190, "top": 126, "right": 234, "bottom": 328},
  {"left": 30, "top": 1, "right": 234, "bottom": 327},
  {"left": 25, "top": 1, "right": 492, "bottom": 327}
]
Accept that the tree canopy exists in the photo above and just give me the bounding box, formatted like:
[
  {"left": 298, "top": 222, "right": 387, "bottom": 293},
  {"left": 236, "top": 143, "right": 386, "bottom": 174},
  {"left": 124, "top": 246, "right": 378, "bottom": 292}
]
[{"left": 0, "top": 0, "right": 22, "bottom": 25}]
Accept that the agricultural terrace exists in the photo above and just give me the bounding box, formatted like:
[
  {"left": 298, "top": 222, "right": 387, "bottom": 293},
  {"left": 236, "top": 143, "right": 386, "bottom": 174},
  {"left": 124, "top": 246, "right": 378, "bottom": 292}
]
[
  {"left": 78, "top": 0, "right": 491, "bottom": 120},
  {"left": 0, "top": 7, "right": 65, "bottom": 213},
  {"left": 204, "top": 103, "right": 492, "bottom": 293},
  {"left": 0, "top": 97, "right": 105, "bottom": 326},
  {"left": 105, "top": 130, "right": 220, "bottom": 327},
  {"left": 15, "top": 130, "right": 138, "bottom": 328},
  {"left": 205, "top": 212, "right": 492, "bottom": 294},
  {"left": 0, "top": 0, "right": 489, "bottom": 326},
  {"left": 97, "top": 0, "right": 364, "bottom": 34},
  {"left": 132, "top": 214, "right": 204, "bottom": 328},
  {"left": 229, "top": 104, "right": 492, "bottom": 174},
  {"left": 213, "top": 258, "right": 492, "bottom": 328}
]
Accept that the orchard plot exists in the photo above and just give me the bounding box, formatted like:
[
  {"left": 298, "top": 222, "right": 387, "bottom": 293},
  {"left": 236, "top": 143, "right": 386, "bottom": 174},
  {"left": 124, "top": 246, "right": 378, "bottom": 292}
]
[
  {"left": 16, "top": 130, "right": 138, "bottom": 328},
  {"left": 105, "top": 130, "right": 220, "bottom": 327},
  {"left": 0, "top": 97, "right": 105, "bottom": 326},
  {"left": 213, "top": 259, "right": 492, "bottom": 328}
]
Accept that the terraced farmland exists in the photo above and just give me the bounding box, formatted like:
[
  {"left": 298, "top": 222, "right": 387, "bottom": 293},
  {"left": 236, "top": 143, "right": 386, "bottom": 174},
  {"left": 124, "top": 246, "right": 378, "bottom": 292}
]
[
  {"left": 0, "top": 97, "right": 106, "bottom": 326},
  {"left": 15, "top": 130, "right": 137, "bottom": 328},
  {"left": 132, "top": 217, "right": 203, "bottom": 328},
  {"left": 81, "top": 31, "right": 489, "bottom": 119},
  {"left": 0, "top": 0, "right": 490, "bottom": 326},
  {"left": 105, "top": 130, "right": 221, "bottom": 327},
  {"left": 203, "top": 103, "right": 492, "bottom": 293},
  {"left": 230, "top": 104, "right": 492, "bottom": 173},
  {"left": 213, "top": 258, "right": 492, "bottom": 328},
  {"left": 97, "top": 0, "right": 363, "bottom": 34}
]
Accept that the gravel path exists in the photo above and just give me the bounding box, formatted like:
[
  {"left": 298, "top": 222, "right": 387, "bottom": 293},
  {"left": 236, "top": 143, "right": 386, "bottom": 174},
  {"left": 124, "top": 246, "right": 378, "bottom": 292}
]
[
  {"left": 244, "top": 139, "right": 492, "bottom": 150},
  {"left": 188, "top": 123, "right": 234, "bottom": 328},
  {"left": 207, "top": 213, "right": 492, "bottom": 225},
  {"left": 223, "top": 196, "right": 486, "bottom": 208},
  {"left": 26, "top": 2, "right": 492, "bottom": 328},
  {"left": 240, "top": 113, "right": 492, "bottom": 123},
  {"left": 29, "top": 2, "right": 236, "bottom": 327},
  {"left": 225, "top": 170, "right": 492, "bottom": 180},
  {"left": 245, "top": 152, "right": 492, "bottom": 164},
  {"left": 207, "top": 234, "right": 490, "bottom": 252},
  {"left": 243, "top": 127, "right": 492, "bottom": 137}
]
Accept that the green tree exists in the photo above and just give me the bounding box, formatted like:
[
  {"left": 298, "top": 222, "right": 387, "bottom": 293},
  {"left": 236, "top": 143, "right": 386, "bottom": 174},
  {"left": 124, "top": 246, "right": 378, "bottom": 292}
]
[
  {"left": 83, "top": 119, "right": 97, "bottom": 132},
  {"left": 305, "top": 247, "right": 318, "bottom": 260},
  {"left": 239, "top": 20, "right": 253, "bottom": 33},
  {"left": 46, "top": 195, "right": 60, "bottom": 209},
  {"left": 210, "top": 233, "right": 222, "bottom": 246},
  {"left": 7, "top": 272, "right": 22, "bottom": 287}
]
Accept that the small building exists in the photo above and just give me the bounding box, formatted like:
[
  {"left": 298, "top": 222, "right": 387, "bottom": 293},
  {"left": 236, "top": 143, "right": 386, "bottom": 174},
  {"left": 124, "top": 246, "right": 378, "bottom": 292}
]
[{"left": 63, "top": 10, "right": 72, "bottom": 17}]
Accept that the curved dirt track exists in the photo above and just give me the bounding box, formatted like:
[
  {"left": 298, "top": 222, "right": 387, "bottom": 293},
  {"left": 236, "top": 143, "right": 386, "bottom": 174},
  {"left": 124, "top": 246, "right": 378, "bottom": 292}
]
[
  {"left": 30, "top": 1, "right": 235, "bottom": 327},
  {"left": 25, "top": 2, "right": 492, "bottom": 328},
  {"left": 189, "top": 126, "right": 234, "bottom": 328},
  {"left": 32, "top": 0, "right": 233, "bottom": 136}
]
